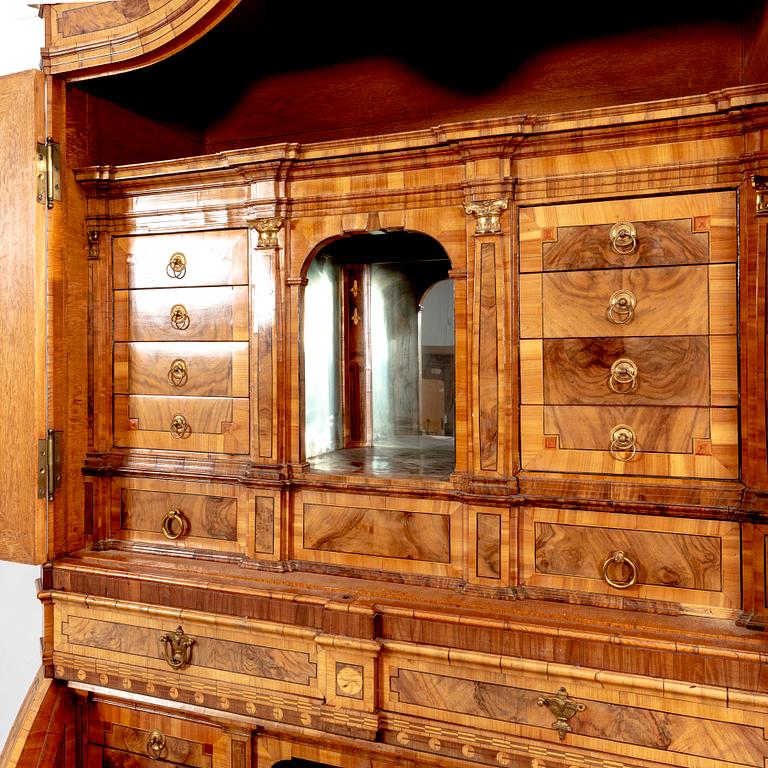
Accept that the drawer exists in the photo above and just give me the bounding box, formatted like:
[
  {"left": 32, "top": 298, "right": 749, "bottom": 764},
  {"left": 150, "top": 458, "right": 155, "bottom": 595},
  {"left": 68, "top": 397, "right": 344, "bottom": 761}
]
[
  {"left": 114, "top": 286, "right": 249, "bottom": 341},
  {"left": 113, "top": 230, "right": 248, "bottom": 289},
  {"left": 540, "top": 336, "right": 710, "bottom": 406},
  {"left": 118, "top": 487, "right": 240, "bottom": 548},
  {"left": 114, "top": 341, "right": 249, "bottom": 397},
  {"left": 540, "top": 218, "right": 710, "bottom": 271},
  {"left": 520, "top": 507, "right": 741, "bottom": 614},
  {"left": 541, "top": 265, "right": 708, "bottom": 338},
  {"left": 114, "top": 394, "right": 249, "bottom": 453}
]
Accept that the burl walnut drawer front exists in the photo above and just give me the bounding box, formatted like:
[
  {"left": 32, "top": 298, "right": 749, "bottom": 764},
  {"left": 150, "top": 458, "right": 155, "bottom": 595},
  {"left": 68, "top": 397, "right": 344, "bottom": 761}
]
[
  {"left": 113, "top": 230, "right": 248, "bottom": 289},
  {"left": 113, "top": 286, "right": 249, "bottom": 342},
  {"left": 114, "top": 394, "right": 249, "bottom": 453},
  {"left": 520, "top": 507, "right": 741, "bottom": 614},
  {"left": 114, "top": 342, "right": 249, "bottom": 397}
]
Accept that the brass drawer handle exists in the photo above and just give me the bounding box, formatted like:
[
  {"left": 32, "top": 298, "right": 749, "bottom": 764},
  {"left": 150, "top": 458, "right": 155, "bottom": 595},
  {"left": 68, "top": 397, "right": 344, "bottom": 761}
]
[
  {"left": 609, "top": 221, "right": 637, "bottom": 255},
  {"left": 146, "top": 730, "right": 167, "bottom": 760},
  {"left": 160, "top": 626, "right": 195, "bottom": 670},
  {"left": 609, "top": 423, "right": 636, "bottom": 461},
  {"left": 166, "top": 252, "right": 187, "bottom": 279},
  {"left": 607, "top": 290, "right": 636, "bottom": 324},
  {"left": 167, "top": 358, "right": 188, "bottom": 387},
  {"left": 170, "top": 303, "right": 190, "bottom": 330},
  {"left": 537, "top": 687, "right": 586, "bottom": 741},
  {"left": 602, "top": 550, "right": 638, "bottom": 589},
  {"left": 162, "top": 508, "right": 189, "bottom": 540},
  {"left": 170, "top": 414, "right": 191, "bottom": 439},
  {"left": 608, "top": 358, "right": 638, "bottom": 393}
]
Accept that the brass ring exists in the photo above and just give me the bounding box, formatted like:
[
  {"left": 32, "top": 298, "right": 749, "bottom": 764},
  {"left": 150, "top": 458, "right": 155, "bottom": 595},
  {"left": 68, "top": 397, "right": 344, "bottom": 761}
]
[
  {"left": 166, "top": 252, "right": 187, "bottom": 279},
  {"left": 609, "top": 424, "right": 636, "bottom": 462},
  {"left": 609, "top": 222, "right": 638, "bottom": 255},
  {"left": 167, "top": 358, "right": 188, "bottom": 387},
  {"left": 146, "top": 730, "right": 167, "bottom": 760},
  {"left": 602, "top": 550, "right": 638, "bottom": 589},
  {"left": 170, "top": 414, "right": 191, "bottom": 439},
  {"left": 161, "top": 508, "right": 188, "bottom": 540},
  {"left": 606, "top": 290, "right": 636, "bottom": 325},
  {"left": 608, "top": 358, "right": 638, "bottom": 394},
  {"left": 169, "top": 303, "right": 190, "bottom": 330}
]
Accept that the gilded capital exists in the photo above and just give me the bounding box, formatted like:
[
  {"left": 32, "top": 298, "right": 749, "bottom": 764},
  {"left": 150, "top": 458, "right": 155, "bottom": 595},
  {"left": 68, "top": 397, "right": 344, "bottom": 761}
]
[
  {"left": 250, "top": 216, "right": 284, "bottom": 248},
  {"left": 753, "top": 176, "right": 768, "bottom": 215},
  {"left": 463, "top": 199, "right": 508, "bottom": 234}
]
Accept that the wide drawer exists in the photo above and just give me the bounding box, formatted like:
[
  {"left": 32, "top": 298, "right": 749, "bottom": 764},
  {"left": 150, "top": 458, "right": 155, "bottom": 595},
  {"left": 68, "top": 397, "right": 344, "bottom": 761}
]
[
  {"left": 114, "top": 394, "right": 249, "bottom": 453},
  {"left": 113, "top": 230, "right": 248, "bottom": 289},
  {"left": 114, "top": 341, "right": 249, "bottom": 397},
  {"left": 520, "top": 506, "right": 741, "bottom": 614},
  {"left": 539, "top": 335, "right": 710, "bottom": 406},
  {"left": 114, "top": 286, "right": 249, "bottom": 341},
  {"left": 541, "top": 265, "right": 708, "bottom": 338}
]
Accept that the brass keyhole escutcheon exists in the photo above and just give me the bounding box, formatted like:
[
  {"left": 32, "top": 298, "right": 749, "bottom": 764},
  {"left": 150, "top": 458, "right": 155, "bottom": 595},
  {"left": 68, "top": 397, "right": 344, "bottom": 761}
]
[
  {"left": 602, "top": 550, "right": 639, "bottom": 589},
  {"left": 160, "top": 626, "right": 194, "bottom": 670},
  {"left": 169, "top": 304, "right": 190, "bottom": 330},
  {"left": 146, "top": 730, "right": 167, "bottom": 760},
  {"left": 166, "top": 252, "right": 187, "bottom": 279},
  {"left": 609, "top": 221, "right": 637, "bottom": 255},
  {"left": 609, "top": 423, "right": 636, "bottom": 462},
  {"left": 170, "top": 414, "right": 191, "bottom": 439},
  {"left": 608, "top": 358, "right": 638, "bottom": 393},
  {"left": 607, "top": 289, "right": 636, "bottom": 325},
  {"left": 162, "top": 508, "right": 189, "bottom": 540},
  {"left": 167, "top": 358, "right": 188, "bottom": 387}
]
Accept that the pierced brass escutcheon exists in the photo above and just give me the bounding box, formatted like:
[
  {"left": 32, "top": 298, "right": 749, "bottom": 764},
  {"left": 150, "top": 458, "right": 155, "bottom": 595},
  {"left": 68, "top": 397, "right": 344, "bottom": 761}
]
[
  {"left": 609, "top": 221, "right": 637, "bottom": 255},
  {"left": 166, "top": 252, "right": 187, "bottom": 279},
  {"left": 602, "top": 550, "right": 639, "bottom": 589},
  {"left": 609, "top": 423, "right": 636, "bottom": 461},
  {"left": 170, "top": 414, "right": 191, "bottom": 439},
  {"left": 608, "top": 358, "right": 638, "bottom": 394},
  {"left": 169, "top": 304, "right": 190, "bottom": 330},
  {"left": 167, "top": 358, "right": 188, "bottom": 387},
  {"left": 160, "top": 626, "right": 195, "bottom": 670},
  {"left": 537, "top": 686, "right": 586, "bottom": 740},
  {"left": 162, "top": 508, "right": 189, "bottom": 540},
  {"left": 146, "top": 730, "right": 167, "bottom": 760},
  {"left": 607, "top": 289, "right": 636, "bottom": 325}
]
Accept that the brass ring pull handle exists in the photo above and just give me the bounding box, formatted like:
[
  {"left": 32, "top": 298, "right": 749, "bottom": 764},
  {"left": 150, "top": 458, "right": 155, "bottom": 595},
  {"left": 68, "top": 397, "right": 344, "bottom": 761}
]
[
  {"left": 161, "top": 508, "right": 189, "bottom": 540},
  {"left": 602, "top": 550, "right": 639, "bottom": 589},
  {"left": 170, "top": 414, "right": 191, "bottom": 439},
  {"left": 167, "top": 358, "right": 188, "bottom": 387},
  {"left": 169, "top": 304, "right": 190, "bottom": 330},
  {"left": 609, "top": 222, "right": 638, "bottom": 255},
  {"left": 146, "top": 730, "right": 167, "bottom": 760},
  {"left": 160, "top": 626, "right": 194, "bottom": 670},
  {"left": 607, "top": 290, "right": 636, "bottom": 325},
  {"left": 609, "top": 423, "right": 636, "bottom": 462},
  {"left": 166, "top": 252, "right": 187, "bottom": 279},
  {"left": 608, "top": 358, "right": 638, "bottom": 394}
]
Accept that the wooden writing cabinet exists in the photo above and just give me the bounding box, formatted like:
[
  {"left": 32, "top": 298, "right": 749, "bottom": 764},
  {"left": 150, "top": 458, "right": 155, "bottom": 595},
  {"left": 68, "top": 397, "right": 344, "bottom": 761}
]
[{"left": 4, "top": 3, "right": 768, "bottom": 768}]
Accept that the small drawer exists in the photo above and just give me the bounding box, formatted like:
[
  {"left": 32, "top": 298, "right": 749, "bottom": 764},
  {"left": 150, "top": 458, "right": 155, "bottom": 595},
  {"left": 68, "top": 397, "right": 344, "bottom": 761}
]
[
  {"left": 114, "top": 341, "right": 249, "bottom": 397},
  {"left": 541, "top": 265, "right": 708, "bottom": 338},
  {"left": 540, "top": 218, "right": 710, "bottom": 272},
  {"left": 119, "top": 487, "right": 239, "bottom": 547},
  {"left": 541, "top": 336, "right": 710, "bottom": 406},
  {"left": 114, "top": 394, "right": 249, "bottom": 453},
  {"left": 521, "top": 507, "right": 741, "bottom": 614},
  {"left": 113, "top": 230, "right": 248, "bottom": 289},
  {"left": 113, "top": 286, "right": 249, "bottom": 341}
]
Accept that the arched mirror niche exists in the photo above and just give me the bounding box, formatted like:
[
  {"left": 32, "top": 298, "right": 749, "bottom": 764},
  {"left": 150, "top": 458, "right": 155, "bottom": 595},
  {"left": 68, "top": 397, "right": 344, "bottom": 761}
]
[{"left": 302, "top": 231, "right": 455, "bottom": 479}]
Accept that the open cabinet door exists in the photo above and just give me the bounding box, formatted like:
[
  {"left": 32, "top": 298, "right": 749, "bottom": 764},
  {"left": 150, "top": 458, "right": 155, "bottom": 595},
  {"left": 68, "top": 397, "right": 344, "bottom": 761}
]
[{"left": 0, "top": 70, "right": 49, "bottom": 564}]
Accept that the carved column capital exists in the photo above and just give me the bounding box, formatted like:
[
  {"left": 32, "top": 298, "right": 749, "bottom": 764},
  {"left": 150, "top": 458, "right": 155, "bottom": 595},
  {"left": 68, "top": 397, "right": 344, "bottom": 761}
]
[
  {"left": 87, "top": 230, "right": 100, "bottom": 259},
  {"left": 753, "top": 175, "right": 768, "bottom": 215},
  {"left": 249, "top": 216, "right": 284, "bottom": 248},
  {"left": 463, "top": 199, "right": 508, "bottom": 235}
]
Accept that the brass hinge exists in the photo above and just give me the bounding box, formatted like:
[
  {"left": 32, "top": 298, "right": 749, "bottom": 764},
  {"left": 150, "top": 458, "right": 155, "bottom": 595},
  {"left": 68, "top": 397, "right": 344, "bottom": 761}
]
[
  {"left": 36, "top": 138, "right": 61, "bottom": 209},
  {"left": 37, "top": 430, "right": 63, "bottom": 501}
]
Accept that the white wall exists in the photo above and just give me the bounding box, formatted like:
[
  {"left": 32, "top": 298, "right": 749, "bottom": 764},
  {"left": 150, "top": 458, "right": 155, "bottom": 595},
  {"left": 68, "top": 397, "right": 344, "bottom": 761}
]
[{"left": 0, "top": 0, "right": 47, "bottom": 752}]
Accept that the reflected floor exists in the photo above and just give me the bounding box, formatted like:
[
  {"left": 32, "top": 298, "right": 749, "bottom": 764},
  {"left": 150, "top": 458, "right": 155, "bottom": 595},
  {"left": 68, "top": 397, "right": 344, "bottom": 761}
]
[{"left": 307, "top": 435, "right": 455, "bottom": 479}]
